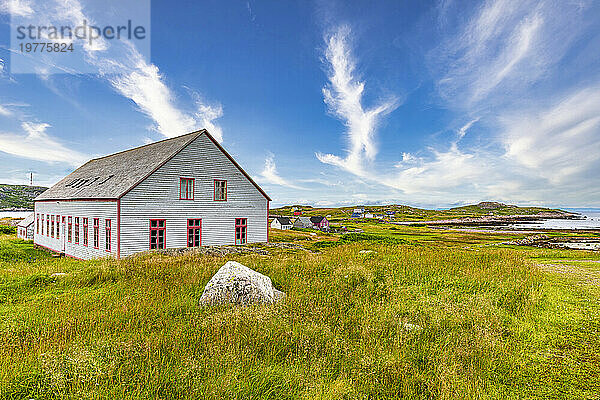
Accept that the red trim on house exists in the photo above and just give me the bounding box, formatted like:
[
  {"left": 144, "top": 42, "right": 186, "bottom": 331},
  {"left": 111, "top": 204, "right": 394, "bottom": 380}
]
[
  {"left": 149, "top": 219, "right": 166, "bottom": 250},
  {"left": 118, "top": 134, "right": 201, "bottom": 200},
  {"left": 35, "top": 198, "right": 118, "bottom": 202},
  {"left": 235, "top": 218, "right": 247, "bottom": 245},
  {"left": 187, "top": 219, "right": 202, "bottom": 247},
  {"left": 201, "top": 131, "right": 271, "bottom": 201},
  {"left": 179, "top": 177, "right": 195, "bottom": 200},
  {"left": 117, "top": 199, "right": 121, "bottom": 259},
  {"left": 74, "top": 217, "right": 80, "bottom": 244},
  {"left": 267, "top": 200, "right": 270, "bottom": 243},
  {"left": 93, "top": 218, "right": 99, "bottom": 249},
  {"left": 213, "top": 179, "right": 227, "bottom": 201},
  {"left": 105, "top": 219, "right": 112, "bottom": 252},
  {"left": 83, "top": 217, "right": 88, "bottom": 247},
  {"left": 67, "top": 216, "right": 72, "bottom": 242}
]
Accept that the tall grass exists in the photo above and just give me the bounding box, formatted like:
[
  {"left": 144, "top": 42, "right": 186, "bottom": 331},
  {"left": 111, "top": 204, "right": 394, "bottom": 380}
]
[{"left": 0, "top": 240, "right": 598, "bottom": 399}]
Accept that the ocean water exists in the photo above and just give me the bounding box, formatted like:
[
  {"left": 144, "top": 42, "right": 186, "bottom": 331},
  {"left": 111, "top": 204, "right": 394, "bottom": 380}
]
[
  {"left": 509, "top": 208, "right": 600, "bottom": 230},
  {"left": 0, "top": 211, "right": 34, "bottom": 219}
]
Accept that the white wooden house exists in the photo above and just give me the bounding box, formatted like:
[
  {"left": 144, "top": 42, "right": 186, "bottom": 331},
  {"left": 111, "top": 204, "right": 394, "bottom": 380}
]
[
  {"left": 271, "top": 217, "right": 292, "bottom": 230},
  {"left": 33, "top": 130, "right": 270, "bottom": 260},
  {"left": 17, "top": 213, "right": 34, "bottom": 240}
]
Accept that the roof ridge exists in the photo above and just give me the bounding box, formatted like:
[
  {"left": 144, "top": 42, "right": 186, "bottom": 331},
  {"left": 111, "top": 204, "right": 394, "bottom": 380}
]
[{"left": 89, "top": 130, "right": 205, "bottom": 162}]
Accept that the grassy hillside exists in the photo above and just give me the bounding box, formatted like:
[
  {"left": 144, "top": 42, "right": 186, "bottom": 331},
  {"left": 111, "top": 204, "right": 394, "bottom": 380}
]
[
  {"left": 1, "top": 227, "right": 599, "bottom": 398},
  {"left": 271, "top": 202, "right": 571, "bottom": 221},
  {"left": 0, "top": 184, "right": 47, "bottom": 209}
]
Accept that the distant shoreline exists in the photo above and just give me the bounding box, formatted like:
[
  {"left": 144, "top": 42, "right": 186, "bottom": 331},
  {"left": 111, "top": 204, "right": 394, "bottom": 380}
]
[{"left": 394, "top": 211, "right": 582, "bottom": 227}]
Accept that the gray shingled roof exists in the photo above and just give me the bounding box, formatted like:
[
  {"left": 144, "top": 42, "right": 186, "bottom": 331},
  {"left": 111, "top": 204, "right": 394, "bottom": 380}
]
[
  {"left": 275, "top": 217, "right": 292, "bottom": 225},
  {"left": 36, "top": 132, "right": 201, "bottom": 201},
  {"left": 17, "top": 213, "right": 34, "bottom": 227}
]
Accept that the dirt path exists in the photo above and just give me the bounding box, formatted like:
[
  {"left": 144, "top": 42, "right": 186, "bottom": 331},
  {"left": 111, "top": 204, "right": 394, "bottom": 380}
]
[{"left": 537, "top": 262, "right": 600, "bottom": 286}]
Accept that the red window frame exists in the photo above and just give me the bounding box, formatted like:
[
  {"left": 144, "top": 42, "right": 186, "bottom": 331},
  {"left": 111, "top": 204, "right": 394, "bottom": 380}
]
[
  {"left": 149, "top": 219, "right": 166, "bottom": 250},
  {"left": 105, "top": 219, "right": 111, "bottom": 252},
  {"left": 93, "top": 218, "right": 99, "bottom": 249},
  {"left": 235, "top": 218, "right": 247, "bottom": 245},
  {"left": 214, "top": 179, "right": 227, "bottom": 201},
  {"left": 67, "top": 216, "right": 72, "bottom": 242},
  {"left": 179, "top": 177, "right": 194, "bottom": 200},
  {"left": 187, "top": 219, "right": 202, "bottom": 247},
  {"left": 51, "top": 215, "right": 54, "bottom": 238},
  {"left": 56, "top": 215, "right": 60, "bottom": 240},
  {"left": 83, "top": 218, "right": 88, "bottom": 246},
  {"left": 46, "top": 214, "right": 50, "bottom": 236},
  {"left": 36, "top": 214, "right": 39, "bottom": 234},
  {"left": 74, "top": 217, "right": 79, "bottom": 244}
]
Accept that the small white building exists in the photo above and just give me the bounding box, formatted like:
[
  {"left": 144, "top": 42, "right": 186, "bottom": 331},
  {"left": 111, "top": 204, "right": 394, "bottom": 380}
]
[
  {"left": 17, "top": 213, "right": 34, "bottom": 240},
  {"left": 271, "top": 217, "right": 293, "bottom": 230},
  {"left": 33, "top": 130, "right": 270, "bottom": 260}
]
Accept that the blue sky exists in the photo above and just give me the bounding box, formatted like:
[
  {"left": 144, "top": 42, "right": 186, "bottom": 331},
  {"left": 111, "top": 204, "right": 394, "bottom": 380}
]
[{"left": 0, "top": 0, "right": 599, "bottom": 208}]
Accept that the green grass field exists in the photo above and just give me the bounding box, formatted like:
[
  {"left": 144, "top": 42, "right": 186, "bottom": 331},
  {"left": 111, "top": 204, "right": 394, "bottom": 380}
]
[{"left": 1, "top": 226, "right": 599, "bottom": 399}]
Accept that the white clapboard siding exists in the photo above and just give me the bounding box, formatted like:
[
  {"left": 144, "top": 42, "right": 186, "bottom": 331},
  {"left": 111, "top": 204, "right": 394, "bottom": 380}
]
[
  {"left": 119, "top": 134, "right": 267, "bottom": 257},
  {"left": 34, "top": 200, "right": 117, "bottom": 259}
]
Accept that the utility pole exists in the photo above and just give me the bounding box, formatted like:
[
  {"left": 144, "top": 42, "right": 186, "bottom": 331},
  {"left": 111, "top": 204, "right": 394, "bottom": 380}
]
[{"left": 30, "top": 172, "right": 33, "bottom": 186}]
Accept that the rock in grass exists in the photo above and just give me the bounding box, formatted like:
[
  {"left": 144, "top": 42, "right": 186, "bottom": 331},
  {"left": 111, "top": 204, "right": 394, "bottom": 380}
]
[{"left": 199, "top": 261, "right": 285, "bottom": 306}]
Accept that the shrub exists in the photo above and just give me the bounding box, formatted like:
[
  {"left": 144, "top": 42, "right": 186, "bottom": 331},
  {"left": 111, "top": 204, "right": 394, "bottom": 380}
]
[{"left": 0, "top": 225, "right": 16, "bottom": 234}]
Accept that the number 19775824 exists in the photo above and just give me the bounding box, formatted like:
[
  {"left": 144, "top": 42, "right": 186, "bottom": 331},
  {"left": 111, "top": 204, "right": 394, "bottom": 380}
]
[{"left": 19, "top": 42, "right": 74, "bottom": 52}]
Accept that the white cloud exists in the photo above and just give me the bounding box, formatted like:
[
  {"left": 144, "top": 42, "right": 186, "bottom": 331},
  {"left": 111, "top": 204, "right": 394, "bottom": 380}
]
[
  {"left": 104, "top": 48, "right": 198, "bottom": 138},
  {"left": 456, "top": 117, "right": 479, "bottom": 141},
  {"left": 0, "top": 105, "right": 12, "bottom": 117},
  {"left": 193, "top": 95, "right": 224, "bottom": 143},
  {"left": 0, "top": 122, "right": 89, "bottom": 166},
  {"left": 260, "top": 154, "right": 305, "bottom": 190},
  {"left": 431, "top": 0, "right": 589, "bottom": 109},
  {"left": 501, "top": 85, "right": 600, "bottom": 184},
  {"left": 22, "top": 0, "right": 224, "bottom": 142},
  {"left": 0, "top": 0, "right": 34, "bottom": 16},
  {"left": 316, "top": 25, "right": 398, "bottom": 176},
  {"left": 100, "top": 47, "right": 224, "bottom": 142}
]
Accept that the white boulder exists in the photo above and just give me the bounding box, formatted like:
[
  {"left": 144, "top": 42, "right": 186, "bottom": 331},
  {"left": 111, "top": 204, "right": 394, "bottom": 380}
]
[{"left": 199, "top": 261, "right": 285, "bottom": 306}]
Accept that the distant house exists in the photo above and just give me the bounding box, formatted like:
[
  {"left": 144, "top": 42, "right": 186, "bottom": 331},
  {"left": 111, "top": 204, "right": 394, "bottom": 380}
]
[
  {"left": 271, "top": 217, "right": 292, "bottom": 230},
  {"left": 364, "top": 213, "right": 374, "bottom": 219},
  {"left": 293, "top": 216, "right": 329, "bottom": 230},
  {"left": 353, "top": 208, "right": 364, "bottom": 214},
  {"left": 33, "top": 130, "right": 270, "bottom": 260},
  {"left": 17, "top": 213, "right": 34, "bottom": 240},
  {"left": 293, "top": 217, "right": 312, "bottom": 229},
  {"left": 310, "top": 216, "right": 329, "bottom": 230},
  {"left": 293, "top": 211, "right": 302, "bottom": 216},
  {"left": 351, "top": 212, "right": 362, "bottom": 218}
]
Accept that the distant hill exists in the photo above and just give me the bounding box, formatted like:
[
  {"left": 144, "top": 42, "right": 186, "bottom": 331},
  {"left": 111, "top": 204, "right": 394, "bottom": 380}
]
[
  {"left": 0, "top": 184, "right": 47, "bottom": 210},
  {"left": 271, "top": 202, "right": 572, "bottom": 221}
]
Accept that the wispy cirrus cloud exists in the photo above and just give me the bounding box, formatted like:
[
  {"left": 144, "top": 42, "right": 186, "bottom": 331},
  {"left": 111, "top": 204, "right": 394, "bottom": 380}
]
[
  {"left": 0, "top": 105, "right": 12, "bottom": 117},
  {"left": 2, "top": 0, "right": 224, "bottom": 142},
  {"left": 0, "top": 122, "right": 89, "bottom": 166},
  {"left": 432, "top": 0, "right": 592, "bottom": 109},
  {"left": 501, "top": 85, "right": 600, "bottom": 184},
  {"left": 314, "top": 2, "right": 600, "bottom": 206},
  {"left": 259, "top": 154, "right": 305, "bottom": 190},
  {"left": 316, "top": 25, "right": 398, "bottom": 176},
  {"left": 0, "top": 0, "right": 33, "bottom": 16}
]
